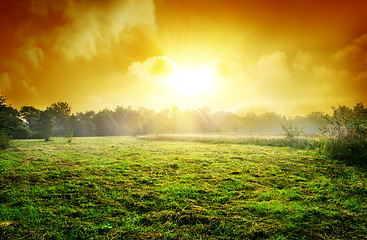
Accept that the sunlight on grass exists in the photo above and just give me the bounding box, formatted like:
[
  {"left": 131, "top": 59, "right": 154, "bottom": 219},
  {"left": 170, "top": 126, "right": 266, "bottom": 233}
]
[{"left": 0, "top": 137, "right": 366, "bottom": 239}]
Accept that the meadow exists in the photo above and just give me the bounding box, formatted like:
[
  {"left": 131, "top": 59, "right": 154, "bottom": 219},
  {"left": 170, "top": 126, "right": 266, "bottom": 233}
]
[{"left": 0, "top": 136, "right": 366, "bottom": 239}]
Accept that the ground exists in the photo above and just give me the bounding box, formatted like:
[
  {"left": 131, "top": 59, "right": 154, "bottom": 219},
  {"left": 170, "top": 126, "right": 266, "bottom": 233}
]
[{"left": 0, "top": 136, "right": 366, "bottom": 239}]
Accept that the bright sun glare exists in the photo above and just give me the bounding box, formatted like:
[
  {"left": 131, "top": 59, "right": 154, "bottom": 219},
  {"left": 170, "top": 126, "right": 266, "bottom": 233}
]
[{"left": 168, "top": 65, "right": 215, "bottom": 95}]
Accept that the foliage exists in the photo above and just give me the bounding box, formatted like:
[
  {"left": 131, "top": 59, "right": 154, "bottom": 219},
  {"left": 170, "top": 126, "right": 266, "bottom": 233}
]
[
  {"left": 12, "top": 125, "right": 31, "bottom": 139},
  {"left": 0, "top": 93, "right": 24, "bottom": 148},
  {"left": 19, "top": 106, "right": 41, "bottom": 136},
  {"left": 0, "top": 93, "right": 22, "bottom": 138},
  {"left": 0, "top": 93, "right": 363, "bottom": 145},
  {"left": 0, "top": 137, "right": 366, "bottom": 239},
  {"left": 64, "top": 126, "right": 73, "bottom": 143},
  {"left": 69, "top": 111, "right": 96, "bottom": 137},
  {"left": 0, "top": 131, "right": 10, "bottom": 149},
  {"left": 47, "top": 102, "right": 71, "bottom": 137},
  {"left": 47, "top": 102, "right": 71, "bottom": 117},
  {"left": 281, "top": 122, "right": 303, "bottom": 139},
  {"left": 20, "top": 102, "right": 72, "bottom": 140},
  {"left": 34, "top": 110, "right": 55, "bottom": 141},
  {"left": 321, "top": 103, "right": 367, "bottom": 164}
]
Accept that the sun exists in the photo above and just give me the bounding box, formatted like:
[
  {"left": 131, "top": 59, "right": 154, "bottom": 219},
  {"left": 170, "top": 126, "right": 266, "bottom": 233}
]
[{"left": 168, "top": 65, "right": 216, "bottom": 95}]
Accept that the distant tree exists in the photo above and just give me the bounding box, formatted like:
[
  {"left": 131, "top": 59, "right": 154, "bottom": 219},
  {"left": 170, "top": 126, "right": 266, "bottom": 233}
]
[
  {"left": 191, "top": 107, "right": 216, "bottom": 132},
  {"left": 47, "top": 102, "right": 72, "bottom": 137},
  {"left": 35, "top": 110, "right": 55, "bottom": 141},
  {"left": 20, "top": 106, "right": 41, "bottom": 137},
  {"left": 93, "top": 109, "right": 118, "bottom": 136},
  {"left": 211, "top": 111, "right": 239, "bottom": 132},
  {"left": 156, "top": 107, "right": 173, "bottom": 134},
  {"left": 0, "top": 93, "right": 25, "bottom": 145},
  {"left": 69, "top": 113, "right": 95, "bottom": 137},
  {"left": 293, "top": 112, "right": 326, "bottom": 134},
  {"left": 64, "top": 127, "right": 73, "bottom": 142},
  {"left": 47, "top": 102, "right": 71, "bottom": 117},
  {"left": 136, "top": 107, "right": 156, "bottom": 135},
  {"left": 113, "top": 106, "right": 129, "bottom": 135}
]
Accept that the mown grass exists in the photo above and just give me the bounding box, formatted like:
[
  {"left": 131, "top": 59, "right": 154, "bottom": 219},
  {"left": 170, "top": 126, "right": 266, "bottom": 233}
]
[{"left": 0, "top": 136, "right": 366, "bottom": 239}]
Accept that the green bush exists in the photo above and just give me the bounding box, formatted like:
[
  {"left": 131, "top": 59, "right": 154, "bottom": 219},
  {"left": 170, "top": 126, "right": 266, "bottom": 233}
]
[
  {"left": 320, "top": 103, "right": 367, "bottom": 165},
  {"left": 13, "top": 126, "right": 31, "bottom": 139},
  {"left": 0, "top": 132, "right": 10, "bottom": 149},
  {"left": 324, "top": 138, "right": 367, "bottom": 165}
]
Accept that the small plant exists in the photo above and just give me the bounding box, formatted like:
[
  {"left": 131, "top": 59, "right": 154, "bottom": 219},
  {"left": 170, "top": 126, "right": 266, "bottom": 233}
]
[
  {"left": 280, "top": 122, "right": 309, "bottom": 148},
  {"left": 100, "top": 222, "right": 112, "bottom": 231},
  {"left": 64, "top": 127, "right": 73, "bottom": 143},
  {"left": 281, "top": 122, "right": 303, "bottom": 139}
]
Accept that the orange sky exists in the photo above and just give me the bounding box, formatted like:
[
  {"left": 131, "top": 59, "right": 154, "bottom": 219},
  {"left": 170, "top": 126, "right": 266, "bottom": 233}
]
[{"left": 1, "top": 0, "right": 367, "bottom": 116}]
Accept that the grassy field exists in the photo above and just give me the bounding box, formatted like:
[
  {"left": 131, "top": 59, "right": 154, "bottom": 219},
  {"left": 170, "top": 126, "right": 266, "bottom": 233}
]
[{"left": 0, "top": 136, "right": 366, "bottom": 239}]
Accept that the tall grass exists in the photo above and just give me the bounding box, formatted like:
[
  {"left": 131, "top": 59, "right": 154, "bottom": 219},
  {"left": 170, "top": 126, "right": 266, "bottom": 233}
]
[
  {"left": 322, "top": 138, "right": 367, "bottom": 165},
  {"left": 141, "top": 134, "right": 315, "bottom": 149}
]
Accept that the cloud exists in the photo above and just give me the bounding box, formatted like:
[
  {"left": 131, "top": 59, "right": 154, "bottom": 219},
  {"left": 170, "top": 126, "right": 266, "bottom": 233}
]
[
  {"left": 127, "top": 56, "right": 176, "bottom": 81},
  {"left": 222, "top": 49, "right": 361, "bottom": 115},
  {"left": 331, "top": 33, "right": 367, "bottom": 101},
  {"left": 334, "top": 33, "right": 367, "bottom": 60},
  {"left": 53, "top": 0, "right": 156, "bottom": 60},
  {"left": 98, "top": 56, "right": 176, "bottom": 103},
  {"left": 29, "top": 0, "right": 49, "bottom": 17},
  {"left": 19, "top": 80, "right": 39, "bottom": 97},
  {"left": 253, "top": 51, "right": 290, "bottom": 83},
  {"left": 333, "top": 33, "right": 367, "bottom": 72},
  {"left": 0, "top": 72, "right": 11, "bottom": 90},
  {"left": 312, "top": 66, "right": 351, "bottom": 94},
  {"left": 292, "top": 50, "right": 313, "bottom": 72},
  {"left": 236, "top": 51, "right": 292, "bottom": 99},
  {"left": 16, "top": 40, "right": 44, "bottom": 69}
]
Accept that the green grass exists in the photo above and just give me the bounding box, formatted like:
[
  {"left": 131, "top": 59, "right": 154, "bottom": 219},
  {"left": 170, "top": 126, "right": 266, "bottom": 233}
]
[
  {"left": 0, "top": 136, "right": 366, "bottom": 239},
  {"left": 140, "top": 134, "right": 314, "bottom": 149}
]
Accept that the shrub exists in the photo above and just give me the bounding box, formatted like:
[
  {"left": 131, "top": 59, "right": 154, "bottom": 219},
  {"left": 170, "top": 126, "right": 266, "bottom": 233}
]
[
  {"left": 323, "top": 138, "right": 367, "bottom": 165},
  {"left": 320, "top": 103, "right": 367, "bottom": 165},
  {"left": 281, "top": 122, "right": 303, "bottom": 139},
  {"left": 0, "top": 132, "right": 10, "bottom": 149},
  {"left": 64, "top": 127, "right": 73, "bottom": 143},
  {"left": 13, "top": 126, "right": 31, "bottom": 139}
]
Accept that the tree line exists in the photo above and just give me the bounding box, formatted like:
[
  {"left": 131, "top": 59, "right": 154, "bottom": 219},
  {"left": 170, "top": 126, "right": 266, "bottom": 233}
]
[
  {"left": 1, "top": 93, "right": 367, "bottom": 164},
  {"left": 0, "top": 94, "right": 329, "bottom": 140}
]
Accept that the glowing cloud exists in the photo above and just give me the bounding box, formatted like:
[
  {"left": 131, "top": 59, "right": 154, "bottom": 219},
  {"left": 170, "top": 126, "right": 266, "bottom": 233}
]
[
  {"left": 0, "top": 0, "right": 366, "bottom": 114},
  {"left": 53, "top": 0, "right": 156, "bottom": 60},
  {"left": 0, "top": 73, "right": 11, "bottom": 90}
]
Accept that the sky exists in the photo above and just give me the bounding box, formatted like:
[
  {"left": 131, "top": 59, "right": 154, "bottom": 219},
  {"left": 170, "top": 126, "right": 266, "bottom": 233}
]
[{"left": 1, "top": 0, "right": 367, "bottom": 116}]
